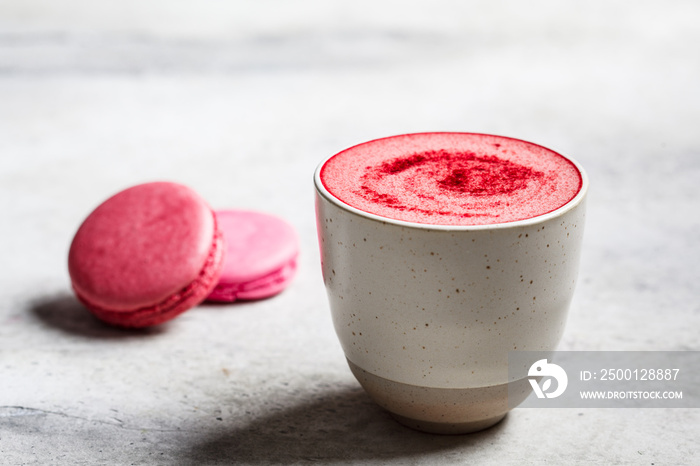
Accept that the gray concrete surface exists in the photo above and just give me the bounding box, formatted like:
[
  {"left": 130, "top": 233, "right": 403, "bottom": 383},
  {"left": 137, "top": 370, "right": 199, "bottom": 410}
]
[{"left": 1, "top": 1, "right": 698, "bottom": 464}]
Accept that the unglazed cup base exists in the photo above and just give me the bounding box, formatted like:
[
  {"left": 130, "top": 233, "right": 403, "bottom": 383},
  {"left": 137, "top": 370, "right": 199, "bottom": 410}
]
[
  {"left": 347, "top": 359, "right": 531, "bottom": 435},
  {"left": 389, "top": 412, "right": 507, "bottom": 435}
]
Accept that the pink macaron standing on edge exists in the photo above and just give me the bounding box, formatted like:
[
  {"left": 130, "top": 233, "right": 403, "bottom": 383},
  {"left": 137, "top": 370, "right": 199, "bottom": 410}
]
[
  {"left": 206, "top": 210, "right": 299, "bottom": 302},
  {"left": 68, "top": 182, "right": 225, "bottom": 328}
]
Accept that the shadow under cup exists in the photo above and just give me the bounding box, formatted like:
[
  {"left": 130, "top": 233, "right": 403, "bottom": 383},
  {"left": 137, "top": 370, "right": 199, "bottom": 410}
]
[{"left": 314, "top": 138, "right": 588, "bottom": 434}]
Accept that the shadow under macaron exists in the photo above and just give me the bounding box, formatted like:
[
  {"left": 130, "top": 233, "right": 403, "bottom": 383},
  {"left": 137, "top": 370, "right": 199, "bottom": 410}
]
[{"left": 28, "top": 292, "right": 167, "bottom": 339}]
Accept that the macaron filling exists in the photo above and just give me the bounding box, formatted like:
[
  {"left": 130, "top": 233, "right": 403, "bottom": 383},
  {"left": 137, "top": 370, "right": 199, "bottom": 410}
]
[{"left": 208, "top": 256, "right": 297, "bottom": 302}]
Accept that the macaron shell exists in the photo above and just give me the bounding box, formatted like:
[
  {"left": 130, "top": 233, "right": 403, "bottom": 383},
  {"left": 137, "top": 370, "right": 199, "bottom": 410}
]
[
  {"left": 206, "top": 210, "right": 299, "bottom": 302},
  {"left": 68, "top": 182, "right": 224, "bottom": 326},
  {"left": 79, "top": 226, "right": 224, "bottom": 328}
]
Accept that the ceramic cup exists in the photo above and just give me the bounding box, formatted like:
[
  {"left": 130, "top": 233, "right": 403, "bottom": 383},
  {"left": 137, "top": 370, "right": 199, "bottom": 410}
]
[{"left": 314, "top": 137, "right": 588, "bottom": 434}]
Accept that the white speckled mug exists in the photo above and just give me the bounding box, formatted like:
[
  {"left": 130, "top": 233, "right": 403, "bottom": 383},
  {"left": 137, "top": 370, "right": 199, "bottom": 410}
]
[{"left": 314, "top": 134, "right": 588, "bottom": 434}]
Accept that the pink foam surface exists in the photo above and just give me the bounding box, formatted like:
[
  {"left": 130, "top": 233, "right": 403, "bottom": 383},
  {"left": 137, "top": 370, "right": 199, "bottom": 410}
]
[{"left": 320, "top": 133, "right": 582, "bottom": 226}]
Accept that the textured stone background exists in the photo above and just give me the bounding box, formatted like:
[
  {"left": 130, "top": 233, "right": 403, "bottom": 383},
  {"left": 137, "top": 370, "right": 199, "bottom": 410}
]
[{"left": 1, "top": 1, "right": 698, "bottom": 464}]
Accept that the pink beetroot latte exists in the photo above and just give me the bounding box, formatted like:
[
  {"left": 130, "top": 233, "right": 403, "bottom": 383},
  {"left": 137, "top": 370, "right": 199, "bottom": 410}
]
[{"left": 319, "top": 133, "right": 582, "bottom": 226}]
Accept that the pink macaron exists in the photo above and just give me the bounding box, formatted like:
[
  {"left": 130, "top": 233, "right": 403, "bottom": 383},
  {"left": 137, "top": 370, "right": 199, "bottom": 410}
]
[
  {"left": 68, "top": 182, "right": 225, "bottom": 328},
  {"left": 206, "top": 210, "right": 299, "bottom": 302}
]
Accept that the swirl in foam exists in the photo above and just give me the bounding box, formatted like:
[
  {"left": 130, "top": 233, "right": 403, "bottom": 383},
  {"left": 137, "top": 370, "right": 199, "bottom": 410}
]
[{"left": 320, "top": 133, "right": 582, "bottom": 226}]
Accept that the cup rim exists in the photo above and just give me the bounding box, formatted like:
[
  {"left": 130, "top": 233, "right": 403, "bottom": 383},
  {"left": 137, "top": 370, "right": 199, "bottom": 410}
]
[{"left": 314, "top": 132, "right": 589, "bottom": 231}]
